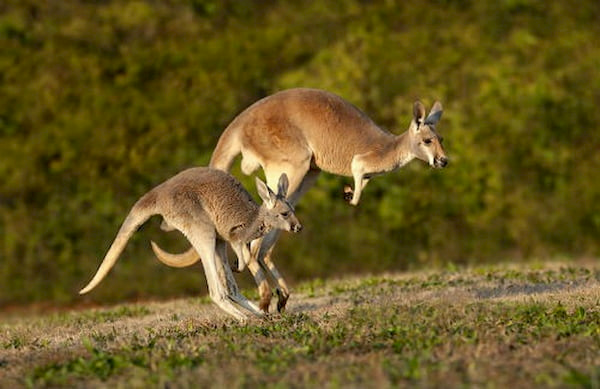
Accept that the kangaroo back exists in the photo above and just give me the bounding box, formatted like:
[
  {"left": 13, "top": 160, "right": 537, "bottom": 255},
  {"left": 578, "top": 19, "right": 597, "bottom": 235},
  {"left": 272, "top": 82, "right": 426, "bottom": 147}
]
[{"left": 79, "top": 195, "right": 156, "bottom": 294}]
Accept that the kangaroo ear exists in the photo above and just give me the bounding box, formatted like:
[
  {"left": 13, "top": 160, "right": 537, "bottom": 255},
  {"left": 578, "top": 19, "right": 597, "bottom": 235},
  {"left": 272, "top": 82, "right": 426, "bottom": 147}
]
[
  {"left": 425, "top": 101, "right": 443, "bottom": 125},
  {"left": 255, "top": 177, "right": 276, "bottom": 208},
  {"left": 413, "top": 100, "right": 426, "bottom": 126},
  {"left": 277, "top": 173, "right": 289, "bottom": 198}
]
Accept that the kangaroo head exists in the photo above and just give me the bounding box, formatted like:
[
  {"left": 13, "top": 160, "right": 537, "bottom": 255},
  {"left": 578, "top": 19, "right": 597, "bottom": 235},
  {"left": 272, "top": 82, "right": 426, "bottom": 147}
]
[
  {"left": 409, "top": 101, "right": 448, "bottom": 168},
  {"left": 256, "top": 174, "right": 303, "bottom": 233}
]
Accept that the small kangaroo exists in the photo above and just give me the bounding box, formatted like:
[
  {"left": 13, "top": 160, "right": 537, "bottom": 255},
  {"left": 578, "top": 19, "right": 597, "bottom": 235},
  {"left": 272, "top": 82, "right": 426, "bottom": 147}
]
[
  {"left": 79, "top": 167, "right": 302, "bottom": 321},
  {"left": 153, "top": 88, "right": 448, "bottom": 312}
]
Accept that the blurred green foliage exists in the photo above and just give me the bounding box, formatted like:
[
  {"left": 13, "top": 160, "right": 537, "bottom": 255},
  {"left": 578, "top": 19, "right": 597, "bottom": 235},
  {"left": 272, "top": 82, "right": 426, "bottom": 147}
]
[{"left": 0, "top": 0, "right": 599, "bottom": 306}]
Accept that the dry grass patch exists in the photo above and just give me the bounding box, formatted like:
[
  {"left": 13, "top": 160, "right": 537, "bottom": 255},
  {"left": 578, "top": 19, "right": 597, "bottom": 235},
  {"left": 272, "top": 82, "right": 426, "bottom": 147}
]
[{"left": 0, "top": 260, "right": 598, "bottom": 388}]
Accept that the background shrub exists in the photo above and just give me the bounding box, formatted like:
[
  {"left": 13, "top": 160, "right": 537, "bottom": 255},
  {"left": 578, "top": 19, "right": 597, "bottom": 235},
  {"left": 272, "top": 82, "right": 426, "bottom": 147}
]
[{"left": 0, "top": 0, "right": 598, "bottom": 305}]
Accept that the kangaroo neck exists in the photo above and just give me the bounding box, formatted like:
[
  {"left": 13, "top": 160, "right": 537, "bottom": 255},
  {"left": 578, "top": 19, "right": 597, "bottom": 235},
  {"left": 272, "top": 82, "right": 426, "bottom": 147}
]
[
  {"left": 239, "top": 209, "right": 271, "bottom": 243},
  {"left": 393, "top": 131, "right": 415, "bottom": 168}
]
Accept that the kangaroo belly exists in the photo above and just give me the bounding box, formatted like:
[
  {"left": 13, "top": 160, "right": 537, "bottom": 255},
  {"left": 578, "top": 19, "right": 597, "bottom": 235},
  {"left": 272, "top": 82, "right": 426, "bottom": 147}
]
[
  {"left": 309, "top": 135, "right": 385, "bottom": 177},
  {"left": 311, "top": 148, "right": 354, "bottom": 176}
]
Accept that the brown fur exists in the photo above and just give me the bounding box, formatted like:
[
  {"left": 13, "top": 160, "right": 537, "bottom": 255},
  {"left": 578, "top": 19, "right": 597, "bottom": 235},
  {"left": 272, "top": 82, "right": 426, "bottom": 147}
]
[{"left": 158, "top": 88, "right": 448, "bottom": 313}]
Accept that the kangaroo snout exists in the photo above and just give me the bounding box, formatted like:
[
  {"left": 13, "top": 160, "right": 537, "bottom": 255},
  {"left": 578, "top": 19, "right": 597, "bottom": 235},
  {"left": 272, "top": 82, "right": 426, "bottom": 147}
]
[
  {"left": 291, "top": 223, "right": 303, "bottom": 233},
  {"left": 434, "top": 156, "right": 448, "bottom": 168}
]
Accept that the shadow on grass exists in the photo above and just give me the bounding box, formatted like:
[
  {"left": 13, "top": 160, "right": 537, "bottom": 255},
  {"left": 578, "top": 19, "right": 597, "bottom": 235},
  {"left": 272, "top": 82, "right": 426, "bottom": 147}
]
[{"left": 473, "top": 280, "right": 588, "bottom": 299}]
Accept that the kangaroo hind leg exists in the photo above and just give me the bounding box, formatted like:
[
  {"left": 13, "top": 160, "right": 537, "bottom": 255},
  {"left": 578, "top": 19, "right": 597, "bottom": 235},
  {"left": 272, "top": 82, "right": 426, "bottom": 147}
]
[
  {"left": 184, "top": 225, "right": 248, "bottom": 321},
  {"left": 215, "top": 240, "right": 262, "bottom": 317}
]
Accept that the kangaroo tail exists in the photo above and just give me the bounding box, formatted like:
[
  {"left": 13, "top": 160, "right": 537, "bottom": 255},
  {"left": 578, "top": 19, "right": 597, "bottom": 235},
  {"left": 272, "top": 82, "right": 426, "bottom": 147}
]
[
  {"left": 209, "top": 122, "right": 242, "bottom": 172},
  {"left": 150, "top": 242, "right": 200, "bottom": 268},
  {"left": 79, "top": 199, "right": 155, "bottom": 294}
]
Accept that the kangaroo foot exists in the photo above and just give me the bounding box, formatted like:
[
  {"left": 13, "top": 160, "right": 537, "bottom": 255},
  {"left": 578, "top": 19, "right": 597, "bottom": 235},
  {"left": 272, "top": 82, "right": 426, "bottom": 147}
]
[
  {"left": 276, "top": 289, "right": 289, "bottom": 313},
  {"left": 259, "top": 284, "right": 272, "bottom": 313}
]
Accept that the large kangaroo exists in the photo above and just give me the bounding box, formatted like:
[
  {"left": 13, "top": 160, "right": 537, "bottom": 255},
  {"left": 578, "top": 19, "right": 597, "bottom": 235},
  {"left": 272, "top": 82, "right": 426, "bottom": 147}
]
[
  {"left": 153, "top": 88, "right": 448, "bottom": 313},
  {"left": 79, "top": 167, "right": 302, "bottom": 321}
]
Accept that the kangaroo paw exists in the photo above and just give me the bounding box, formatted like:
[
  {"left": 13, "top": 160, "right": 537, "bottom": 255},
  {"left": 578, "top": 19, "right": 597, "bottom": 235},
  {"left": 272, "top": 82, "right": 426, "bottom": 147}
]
[{"left": 343, "top": 185, "right": 354, "bottom": 202}]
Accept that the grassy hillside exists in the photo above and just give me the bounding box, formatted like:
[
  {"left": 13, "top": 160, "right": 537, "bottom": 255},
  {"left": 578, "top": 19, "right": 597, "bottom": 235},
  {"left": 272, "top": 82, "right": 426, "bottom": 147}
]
[
  {"left": 1, "top": 0, "right": 600, "bottom": 306},
  {"left": 1, "top": 261, "right": 598, "bottom": 388}
]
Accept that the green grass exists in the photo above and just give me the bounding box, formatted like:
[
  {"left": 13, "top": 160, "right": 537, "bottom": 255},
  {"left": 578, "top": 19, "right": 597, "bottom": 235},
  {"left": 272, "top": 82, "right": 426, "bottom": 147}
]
[{"left": 1, "top": 260, "right": 599, "bottom": 388}]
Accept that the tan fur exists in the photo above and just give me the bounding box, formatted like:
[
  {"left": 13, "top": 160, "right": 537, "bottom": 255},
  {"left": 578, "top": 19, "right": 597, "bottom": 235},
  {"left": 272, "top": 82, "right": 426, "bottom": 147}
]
[
  {"left": 155, "top": 88, "right": 448, "bottom": 312},
  {"left": 211, "top": 89, "right": 446, "bottom": 193},
  {"left": 79, "top": 167, "right": 301, "bottom": 321}
]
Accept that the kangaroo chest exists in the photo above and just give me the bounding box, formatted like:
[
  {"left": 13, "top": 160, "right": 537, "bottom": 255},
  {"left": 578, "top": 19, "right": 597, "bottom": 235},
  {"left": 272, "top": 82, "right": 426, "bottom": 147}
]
[{"left": 308, "top": 131, "right": 395, "bottom": 177}]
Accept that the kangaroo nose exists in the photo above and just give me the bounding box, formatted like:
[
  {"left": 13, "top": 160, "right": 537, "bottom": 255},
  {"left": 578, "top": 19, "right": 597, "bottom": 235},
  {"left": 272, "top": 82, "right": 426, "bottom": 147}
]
[
  {"left": 292, "top": 224, "right": 303, "bottom": 233},
  {"left": 438, "top": 156, "right": 448, "bottom": 168}
]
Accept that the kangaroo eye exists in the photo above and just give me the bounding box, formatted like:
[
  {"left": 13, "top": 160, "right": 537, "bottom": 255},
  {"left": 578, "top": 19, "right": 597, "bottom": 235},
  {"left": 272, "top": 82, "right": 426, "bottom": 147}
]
[
  {"left": 424, "top": 138, "right": 432, "bottom": 145},
  {"left": 280, "top": 211, "right": 290, "bottom": 217}
]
